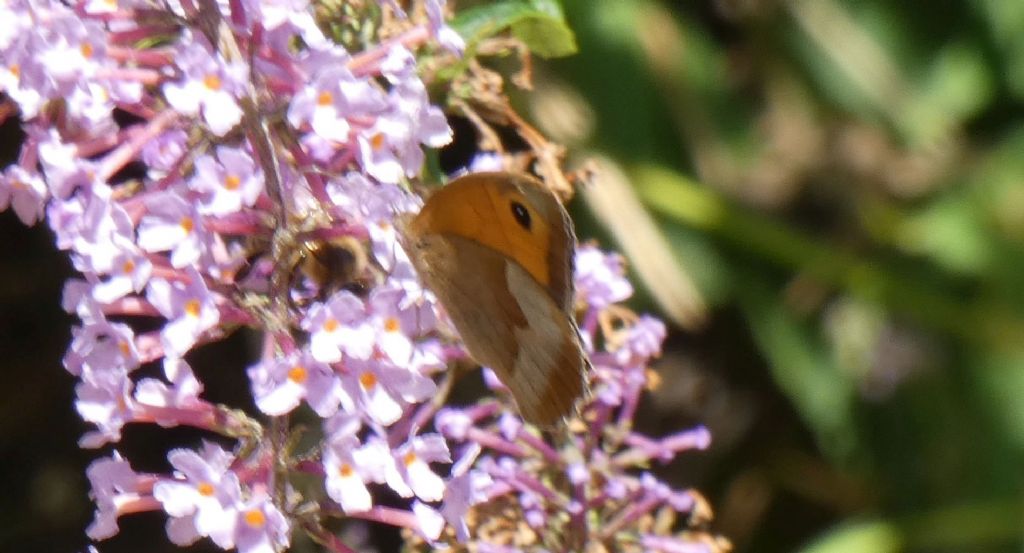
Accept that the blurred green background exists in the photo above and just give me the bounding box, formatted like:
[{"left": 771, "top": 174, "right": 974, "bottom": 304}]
[
  {"left": 5, "top": 0, "right": 1024, "bottom": 552},
  {"left": 527, "top": 0, "right": 1024, "bottom": 551}
]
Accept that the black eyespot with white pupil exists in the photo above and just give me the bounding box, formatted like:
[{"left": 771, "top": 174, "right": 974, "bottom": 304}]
[{"left": 510, "top": 201, "right": 532, "bottom": 230}]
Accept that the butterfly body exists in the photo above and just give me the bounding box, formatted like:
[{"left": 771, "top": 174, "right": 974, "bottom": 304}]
[{"left": 401, "top": 172, "right": 589, "bottom": 426}]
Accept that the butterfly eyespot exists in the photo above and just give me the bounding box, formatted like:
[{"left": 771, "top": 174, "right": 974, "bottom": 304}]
[{"left": 510, "top": 201, "right": 532, "bottom": 230}]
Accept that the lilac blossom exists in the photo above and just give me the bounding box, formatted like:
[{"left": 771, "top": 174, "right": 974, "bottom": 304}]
[
  {"left": 247, "top": 349, "right": 342, "bottom": 417},
  {"left": 0, "top": 1, "right": 723, "bottom": 552},
  {"left": 162, "top": 38, "right": 247, "bottom": 136}
]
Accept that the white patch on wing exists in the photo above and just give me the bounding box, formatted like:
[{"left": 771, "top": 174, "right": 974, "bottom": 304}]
[{"left": 506, "top": 262, "right": 562, "bottom": 415}]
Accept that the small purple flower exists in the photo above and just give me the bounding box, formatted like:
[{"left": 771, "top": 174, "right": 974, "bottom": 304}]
[
  {"left": 90, "top": 243, "right": 154, "bottom": 303},
  {"left": 76, "top": 367, "right": 135, "bottom": 447},
  {"left": 287, "top": 64, "right": 387, "bottom": 144},
  {"left": 64, "top": 318, "right": 140, "bottom": 378},
  {"left": 247, "top": 349, "right": 341, "bottom": 417},
  {"left": 355, "top": 48, "right": 452, "bottom": 183},
  {"left": 153, "top": 444, "right": 241, "bottom": 548},
  {"left": 191, "top": 147, "right": 265, "bottom": 216},
  {"left": 0, "top": 164, "right": 48, "bottom": 225},
  {"left": 304, "top": 292, "right": 373, "bottom": 363},
  {"left": 137, "top": 192, "right": 214, "bottom": 269},
  {"left": 142, "top": 130, "right": 190, "bottom": 176},
  {"left": 37, "top": 129, "right": 92, "bottom": 200},
  {"left": 440, "top": 445, "right": 492, "bottom": 541},
  {"left": 70, "top": 189, "right": 134, "bottom": 271},
  {"left": 85, "top": 453, "right": 154, "bottom": 540},
  {"left": 385, "top": 434, "right": 451, "bottom": 502},
  {"left": 232, "top": 491, "right": 290, "bottom": 553},
  {"left": 162, "top": 38, "right": 247, "bottom": 136},
  {"left": 338, "top": 357, "right": 436, "bottom": 426},
  {"left": 614, "top": 314, "right": 667, "bottom": 366},
  {"left": 425, "top": 0, "right": 466, "bottom": 54},
  {"left": 323, "top": 416, "right": 388, "bottom": 513},
  {"left": 38, "top": 17, "right": 107, "bottom": 82},
  {"left": 575, "top": 245, "right": 634, "bottom": 309},
  {"left": 133, "top": 358, "right": 207, "bottom": 423},
  {"left": 146, "top": 270, "right": 220, "bottom": 356}
]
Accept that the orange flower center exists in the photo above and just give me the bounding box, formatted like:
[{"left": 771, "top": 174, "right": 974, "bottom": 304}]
[
  {"left": 244, "top": 508, "right": 266, "bottom": 528},
  {"left": 118, "top": 340, "right": 131, "bottom": 357},
  {"left": 197, "top": 482, "right": 215, "bottom": 497},
  {"left": 288, "top": 365, "right": 308, "bottom": 384},
  {"left": 80, "top": 43, "right": 94, "bottom": 59},
  {"left": 370, "top": 132, "right": 385, "bottom": 150},
  {"left": 317, "top": 90, "right": 333, "bottom": 106},
  {"left": 184, "top": 299, "right": 201, "bottom": 318},
  {"left": 122, "top": 259, "right": 136, "bottom": 274},
  {"left": 203, "top": 74, "right": 222, "bottom": 91},
  {"left": 338, "top": 463, "right": 354, "bottom": 478},
  {"left": 359, "top": 371, "right": 377, "bottom": 390},
  {"left": 223, "top": 174, "right": 240, "bottom": 190},
  {"left": 8, "top": 64, "right": 19, "bottom": 78},
  {"left": 179, "top": 216, "right": 194, "bottom": 234},
  {"left": 403, "top": 451, "right": 417, "bottom": 467},
  {"left": 323, "top": 318, "right": 339, "bottom": 332}
]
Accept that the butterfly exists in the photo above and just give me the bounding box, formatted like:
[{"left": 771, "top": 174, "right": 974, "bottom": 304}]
[{"left": 399, "top": 171, "right": 590, "bottom": 426}]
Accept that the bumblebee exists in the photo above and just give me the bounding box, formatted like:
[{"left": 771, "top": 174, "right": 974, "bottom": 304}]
[
  {"left": 234, "top": 230, "right": 377, "bottom": 312},
  {"left": 293, "top": 234, "right": 372, "bottom": 300}
]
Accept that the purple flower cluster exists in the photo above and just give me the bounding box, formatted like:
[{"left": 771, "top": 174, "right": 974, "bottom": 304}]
[{"left": 1, "top": 1, "right": 722, "bottom": 552}]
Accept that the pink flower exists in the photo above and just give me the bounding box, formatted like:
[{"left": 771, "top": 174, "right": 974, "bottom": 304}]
[
  {"left": 322, "top": 414, "right": 387, "bottom": 513},
  {"left": 440, "top": 445, "right": 492, "bottom": 541},
  {"left": 0, "top": 165, "right": 48, "bottom": 225},
  {"left": 247, "top": 349, "right": 342, "bottom": 417},
  {"left": 85, "top": 453, "right": 157, "bottom": 540},
  {"left": 75, "top": 367, "right": 135, "bottom": 447},
  {"left": 232, "top": 491, "right": 290, "bottom": 553},
  {"left": 425, "top": 0, "right": 466, "bottom": 54},
  {"left": 162, "top": 38, "right": 246, "bottom": 136},
  {"left": 133, "top": 358, "right": 208, "bottom": 423},
  {"left": 304, "top": 292, "right": 373, "bottom": 363},
  {"left": 146, "top": 270, "right": 220, "bottom": 356},
  {"left": 64, "top": 318, "right": 140, "bottom": 379},
  {"left": 191, "top": 147, "right": 265, "bottom": 216},
  {"left": 385, "top": 434, "right": 450, "bottom": 501},
  {"left": 338, "top": 357, "right": 435, "bottom": 425},
  {"left": 154, "top": 444, "right": 241, "bottom": 548},
  {"left": 287, "top": 64, "right": 386, "bottom": 144},
  {"left": 137, "top": 192, "right": 217, "bottom": 269},
  {"left": 575, "top": 245, "right": 634, "bottom": 309}
]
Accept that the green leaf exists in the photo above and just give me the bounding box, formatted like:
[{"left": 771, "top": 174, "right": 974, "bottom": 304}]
[
  {"left": 451, "top": 0, "right": 577, "bottom": 58},
  {"left": 800, "top": 519, "right": 903, "bottom": 553},
  {"left": 738, "top": 275, "right": 859, "bottom": 460}
]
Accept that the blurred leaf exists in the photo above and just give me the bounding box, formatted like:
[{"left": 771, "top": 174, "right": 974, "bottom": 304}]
[
  {"left": 799, "top": 519, "right": 902, "bottom": 553},
  {"left": 903, "top": 41, "right": 993, "bottom": 143},
  {"left": 738, "top": 276, "right": 859, "bottom": 460},
  {"left": 634, "top": 164, "right": 1024, "bottom": 347},
  {"left": 658, "top": 222, "right": 734, "bottom": 307},
  {"left": 973, "top": 0, "right": 1024, "bottom": 100},
  {"left": 582, "top": 158, "right": 707, "bottom": 329},
  {"left": 974, "top": 351, "right": 1024, "bottom": 451},
  {"left": 902, "top": 499, "right": 1024, "bottom": 550},
  {"left": 451, "top": 0, "right": 577, "bottom": 58},
  {"left": 897, "top": 192, "right": 993, "bottom": 275}
]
